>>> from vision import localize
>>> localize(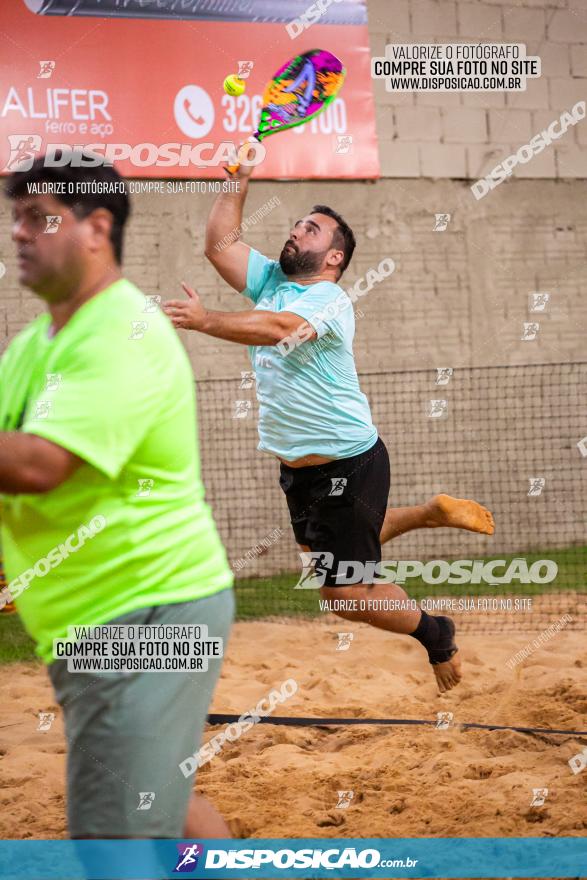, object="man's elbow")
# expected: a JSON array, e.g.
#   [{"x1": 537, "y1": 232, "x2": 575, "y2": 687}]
[
  {"x1": 10, "y1": 461, "x2": 72, "y2": 495},
  {"x1": 204, "y1": 236, "x2": 227, "y2": 262},
  {"x1": 270, "y1": 316, "x2": 315, "y2": 347},
  {"x1": 268, "y1": 329, "x2": 286, "y2": 346},
  {"x1": 266, "y1": 316, "x2": 290, "y2": 346},
  {"x1": 12, "y1": 463, "x2": 66, "y2": 494}
]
